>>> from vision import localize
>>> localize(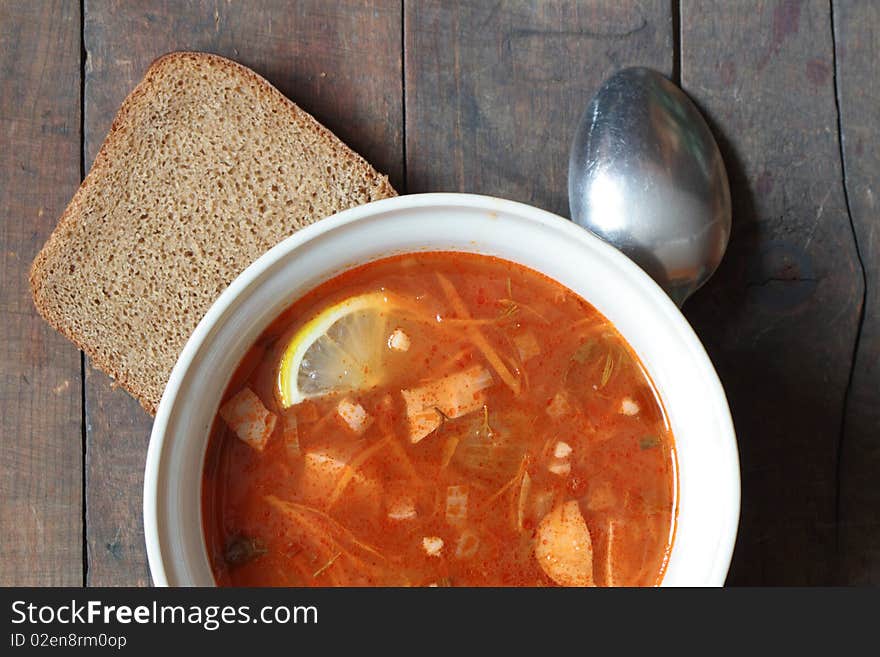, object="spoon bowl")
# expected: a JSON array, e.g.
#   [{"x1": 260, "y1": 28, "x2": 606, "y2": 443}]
[{"x1": 568, "y1": 67, "x2": 731, "y2": 306}]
